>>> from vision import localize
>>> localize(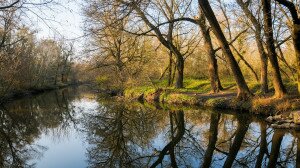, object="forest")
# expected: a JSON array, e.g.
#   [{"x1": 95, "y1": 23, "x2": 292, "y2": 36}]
[
  {"x1": 81, "y1": 0, "x2": 300, "y2": 115},
  {"x1": 1, "y1": 0, "x2": 300, "y2": 167},
  {"x1": 0, "y1": 0, "x2": 300, "y2": 112}
]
